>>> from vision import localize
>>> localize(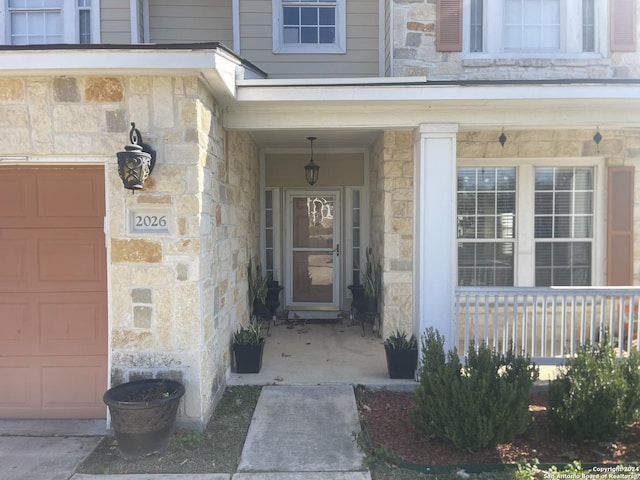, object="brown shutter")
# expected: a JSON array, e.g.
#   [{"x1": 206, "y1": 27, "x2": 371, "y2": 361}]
[
  {"x1": 436, "y1": 0, "x2": 463, "y2": 52},
  {"x1": 607, "y1": 166, "x2": 635, "y2": 285},
  {"x1": 611, "y1": 0, "x2": 637, "y2": 52}
]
